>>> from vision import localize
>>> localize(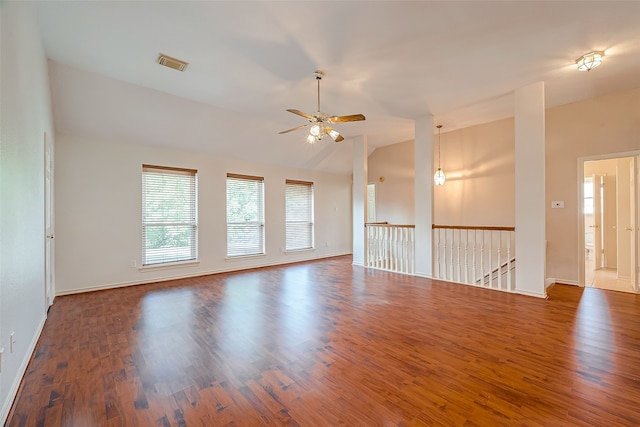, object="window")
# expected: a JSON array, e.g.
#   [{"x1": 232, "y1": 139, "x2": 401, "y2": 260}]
[
  {"x1": 226, "y1": 173, "x2": 265, "y2": 257},
  {"x1": 584, "y1": 178, "x2": 594, "y2": 215},
  {"x1": 285, "y1": 179, "x2": 314, "y2": 251},
  {"x1": 142, "y1": 165, "x2": 197, "y2": 266}
]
